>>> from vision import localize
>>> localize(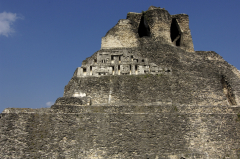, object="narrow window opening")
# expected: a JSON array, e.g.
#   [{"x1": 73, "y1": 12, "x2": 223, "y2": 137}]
[
  {"x1": 111, "y1": 56, "x2": 114, "y2": 64},
  {"x1": 90, "y1": 66, "x2": 92, "y2": 75},
  {"x1": 138, "y1": 13, "x2": 151, "y2": 38},
  {"x1": 170, "y1": 18, "x2": 181, "y2": 46},
  {"x1": 131, "y1": 55, "x2": 133, "y2": 61},
  {"x1": 83, "y1": 68, "x2": 86, "y2": 76},
  {"x1": 135, "y1": 65, "x2": 138, "y2": 75},
  {"x1": 221, "y1": 75, "x2": 237, "y2": 105},
  {"x1": 112, "y1": 66, "x2": 115, "y2": 75},
  {"x1": 119, "y1": 56, "x2": 121, "y2": 63},
  {"x1": 142, "y1": 59, "x2": 144, "y2": 62},
  {"x1": 118, "y1": 65, "x2": 120, "y2": 75},
  {"x1": 130, "y1": 65, "x2": 132, "y2": 75},
  {"x1": 94, "y1": 59, "x2": 97, "y2": 64}
]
